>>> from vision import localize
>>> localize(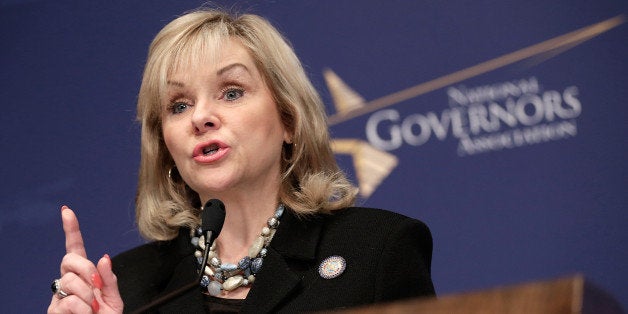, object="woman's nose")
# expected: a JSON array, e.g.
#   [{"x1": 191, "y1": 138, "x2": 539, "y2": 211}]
[{"x1": 191, "y1": 100, "x2": 220, "y2": 133}]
